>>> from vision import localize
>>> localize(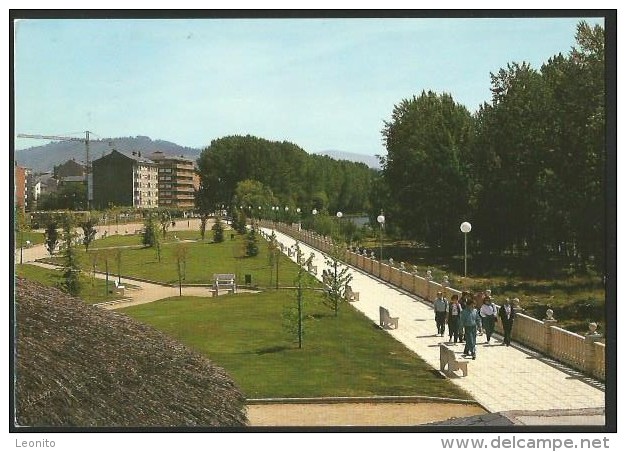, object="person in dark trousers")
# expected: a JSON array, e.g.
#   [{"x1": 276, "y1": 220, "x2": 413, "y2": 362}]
[
  {"x1": 433, "y1": 291, "x2": 448, "y2": 336},
  {"x1": 479, "y1": 295, "x2": 498, "y2": 344},
  {"x1": 499, "y1": 297, "x2": 516, "y2": 346},
  {"x1": 447, "y1": 294, "x2": 462, "y2": 343},
  {"x1": 458, "y1": 291, "x2": 470, "y2": 342},
  {"x1": 460, "y1": 298, "x2": 482, "y2": 359}
]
